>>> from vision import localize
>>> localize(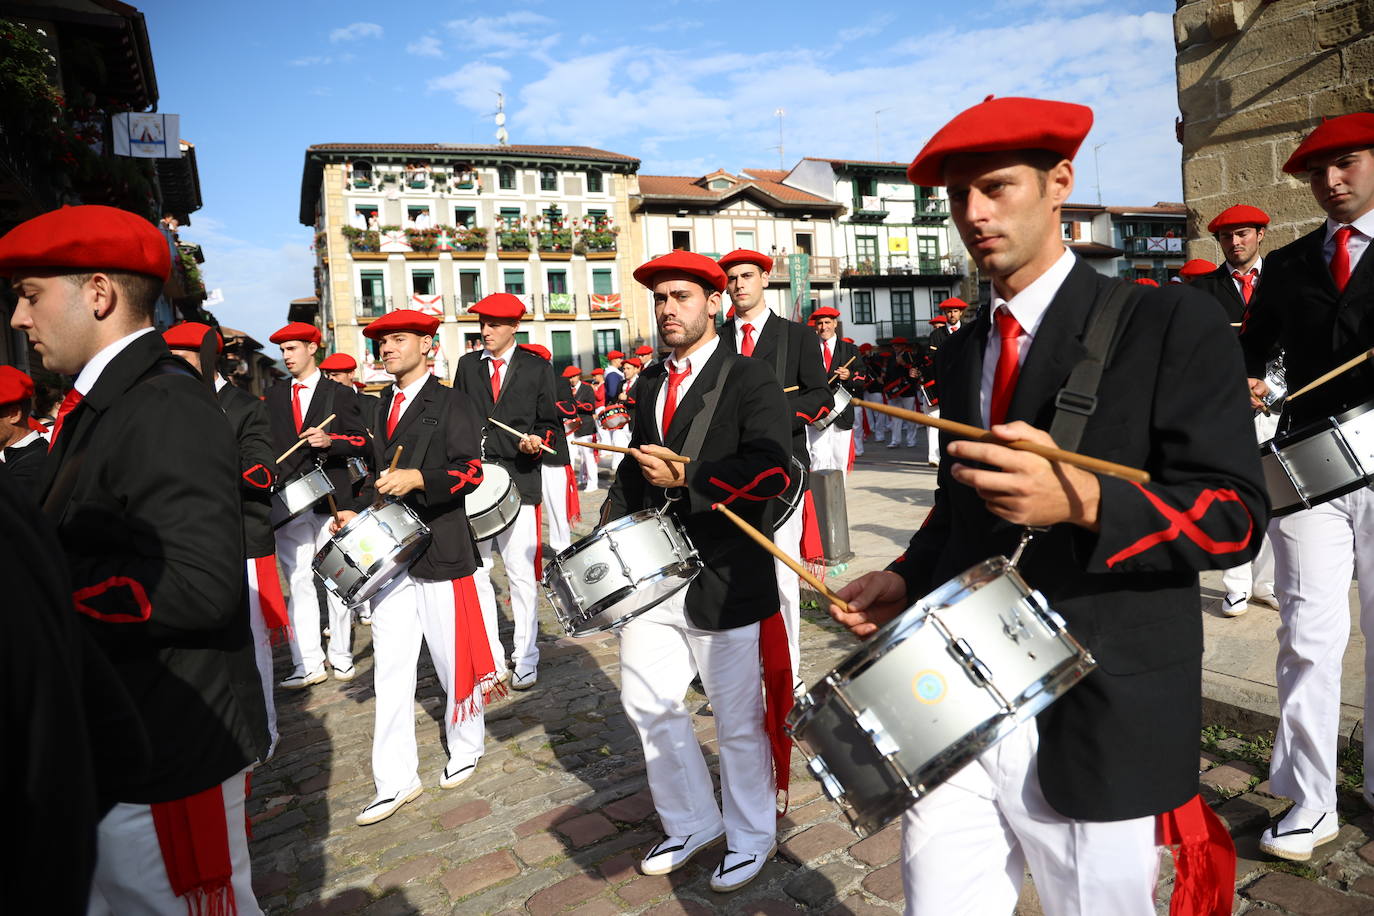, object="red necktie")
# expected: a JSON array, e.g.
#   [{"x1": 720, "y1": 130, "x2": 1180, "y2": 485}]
[
  {"x1": 823, "y1": 340, "x2": 833, "y2": 371},
  {"x1": 989, "y1": 307, "x2": 1024, "y2": 426},
  {"x1": 385, "y1": 391, "x2": 406, "y2": 439},
  {"x1": 1331, "y1": 225, "x2": 1353, "y2": 293},
  {"x1": 490, "y1": 358, "x2": 504, "y2": 402},
  {"x1": 741, "y1": 324, "x2": 755, "y2": 357},
  {"x1": 292, "y1": 383, "x2": 306, "y2": 433},
  {"x1": 48, "y1": 388, "x2": 83, "y2": 452},
  {"x1": 1231, "y1": 269, "x2": 1256, "y2": 304},
  {"x1": 661, "y1": 362, "x2": 692, "y2": 436}
]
